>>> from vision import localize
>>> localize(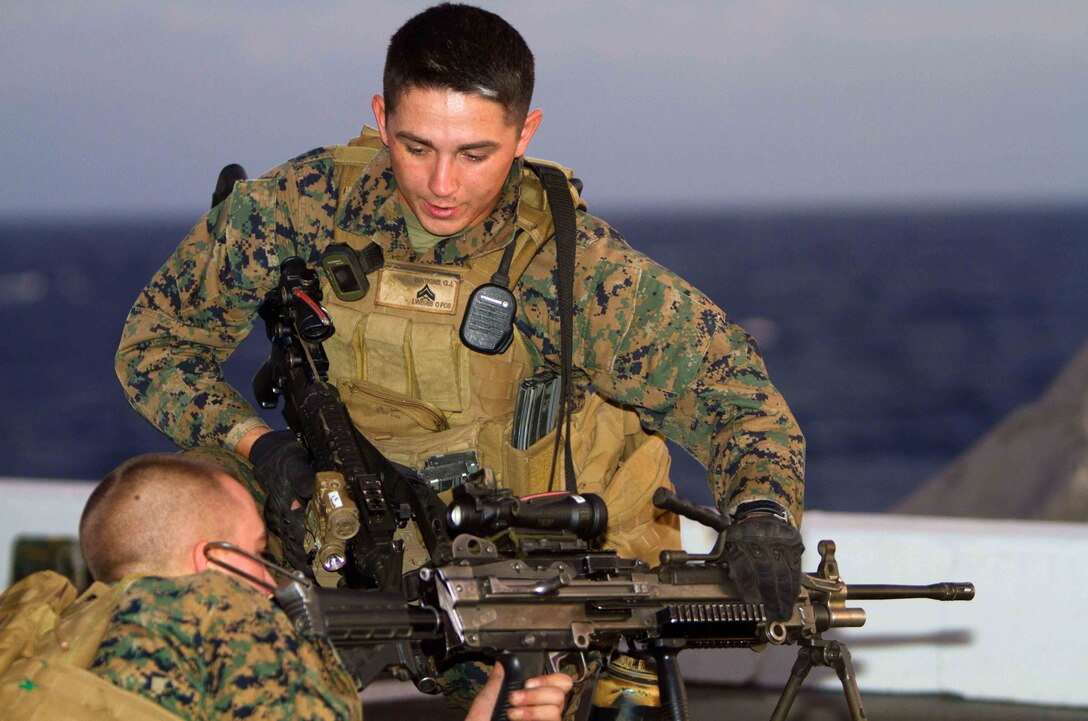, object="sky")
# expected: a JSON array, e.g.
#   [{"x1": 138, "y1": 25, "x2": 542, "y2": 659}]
[{"x1": 1, "y1": 1, "x2": 1085, "y2": 217}]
